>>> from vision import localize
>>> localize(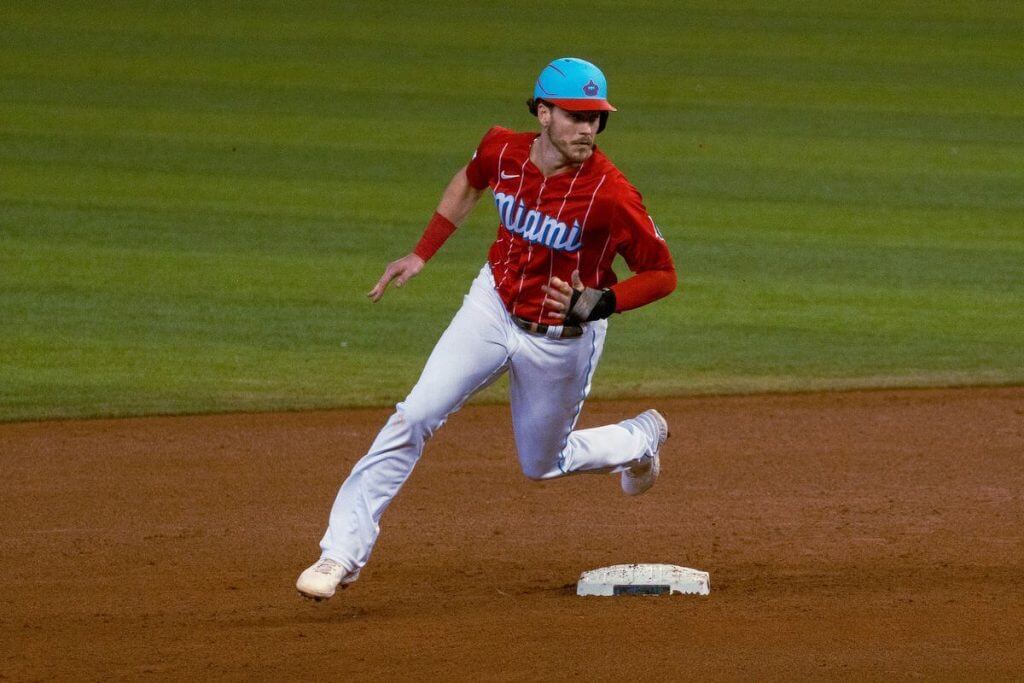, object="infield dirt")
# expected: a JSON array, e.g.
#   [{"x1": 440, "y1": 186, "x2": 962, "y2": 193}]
[{"x1": 3, "y1": 387, "x2": 1022, "y2": 679}]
